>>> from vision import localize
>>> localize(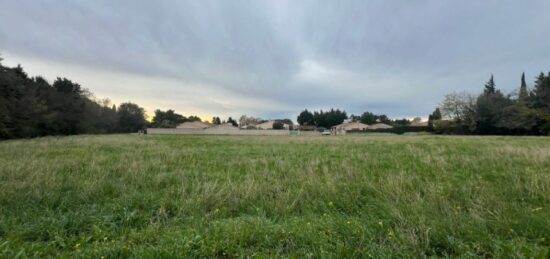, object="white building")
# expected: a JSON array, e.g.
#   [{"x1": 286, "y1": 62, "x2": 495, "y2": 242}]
[{"x1": 255, "y1": 120, "x2": 290, "y2": 130}]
